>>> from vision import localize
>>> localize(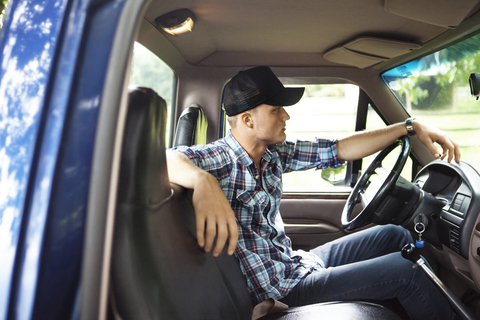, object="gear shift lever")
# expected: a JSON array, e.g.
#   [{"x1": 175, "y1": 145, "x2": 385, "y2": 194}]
[{"x1": 401, "y1": 243, "x2": 476, "y2": 320}]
